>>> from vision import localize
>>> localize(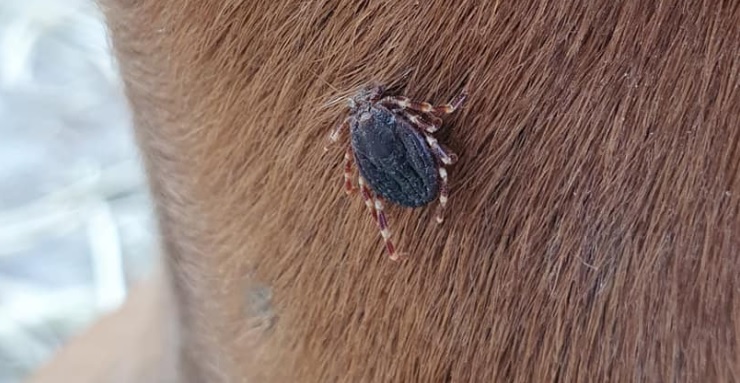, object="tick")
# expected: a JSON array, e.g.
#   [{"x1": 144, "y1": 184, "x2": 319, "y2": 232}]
[{"x1": 327, "y1": 84, "x2": 467, "y2": 260}]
